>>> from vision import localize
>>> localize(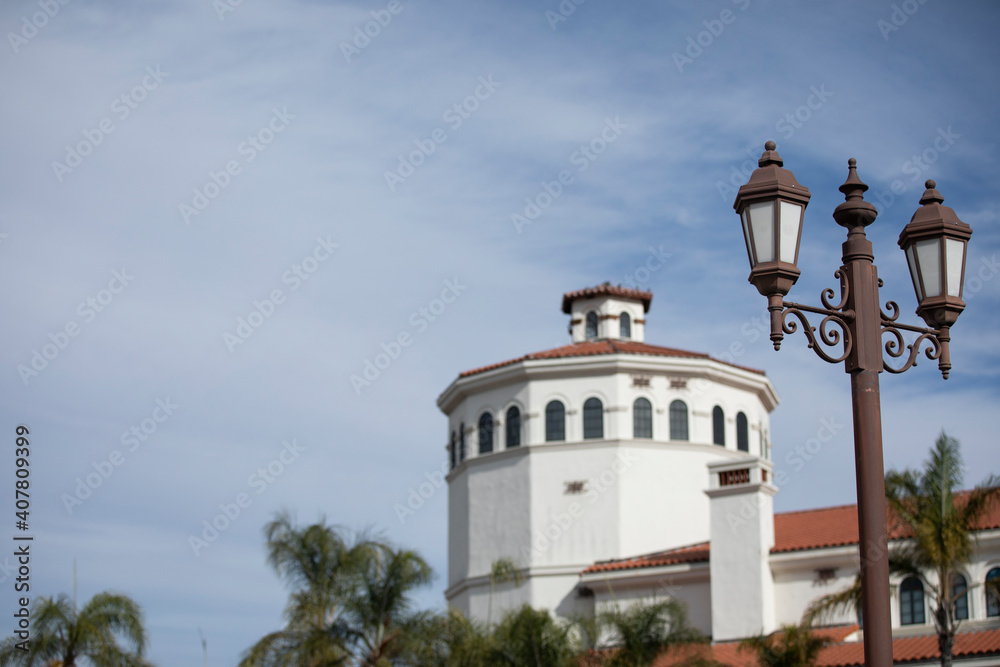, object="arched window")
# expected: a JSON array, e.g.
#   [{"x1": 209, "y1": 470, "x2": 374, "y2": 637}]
[
  {"x1": 583, "y1": 398, "x2": 604, "y2": 439},
  {"x1": 900, "y1": 577, "x2": 925, "y2": 625},
  {"x1": 736, "y1": 412, "x2": 749, "y2": 452},
  {"x1": 506, "y1": 406, "x2": 521, "y2": 448},
  {"x1": 669, "y1": 400, "x2": 689, "y2": 441},
  {"x1": 459, "y1": 423, "x2": 466, "y2": 461},
  {"x1": 545, "y1": 401, "x2": 565, "y2": 442},
  {"x1": 585, "y1": 311, "x2": 599, "y2": 339},
  {"x1": 633, "y1": 398, "x2": 652, "y2": 439},
  {"x1": 988, "y1": 567, "x2": 1000, "y2": 617},
  {"x1": 953, "y1": 573, "x2": 969, "y2": 620},
  {"x1": 478, "y1": 413, "x2": 493, "y2": 454},
  {"x1": 712, "y1": 406, "x2": 725, "y2": 446},
  {"x1": 449, "y1": 431, "x2": 456, "y2": 469},
  {"x1": 619, "y1": 312, "x2": 631, "y2": 339}
]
